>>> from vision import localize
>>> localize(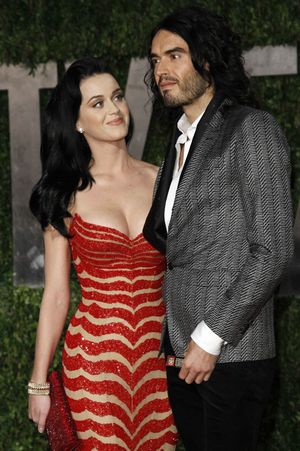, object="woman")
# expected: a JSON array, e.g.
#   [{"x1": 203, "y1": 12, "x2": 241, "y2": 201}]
[{"x1": 28, "y1": 57, "x2": 177, "y2": 450}]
